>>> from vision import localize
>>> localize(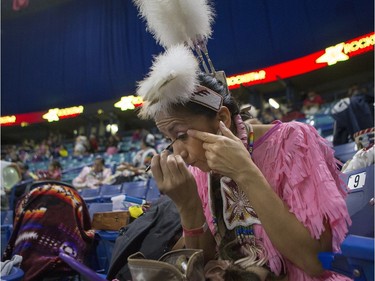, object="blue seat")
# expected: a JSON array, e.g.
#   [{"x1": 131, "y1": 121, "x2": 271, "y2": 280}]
[
  {"x1": 3, "y1": 210, "x2": 14, "y2": 225},
  {"x1": 334, "y1": 142, "x2": 358, "y2": 163},
  {"x1": 100, "y1": 184, "x2": 124, "y2": 202},
  {"x1": 95, "y1": 230, "x2": 118, "y2": 274},
  {"x1": 343, "y1": 164, "x2": 374, "y2": 237},
  {"x1": 319, "y1": 235, "x2": 374, "y2": 281},
  {"x1": 1, "y1": 210, "x2": 7, "y2": 224},
  {"x1": 81, "y1": 188, "x2": 101, "y2": 203},
  {"x1": 1, "y1": 224, "x2": 13, "y2": 256},
  {"x1": 146, "y1": 178, "x2": 161, "y2": 202},
  {"x1": 88, "y1": 203, "x2": 113, "y2": 221},
  {"x1": 1, "y1": 209, "x2": 14, "y2": 256},
  {"x1": 122, "y1": 181, "x2": 148, "y2": 199}
]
